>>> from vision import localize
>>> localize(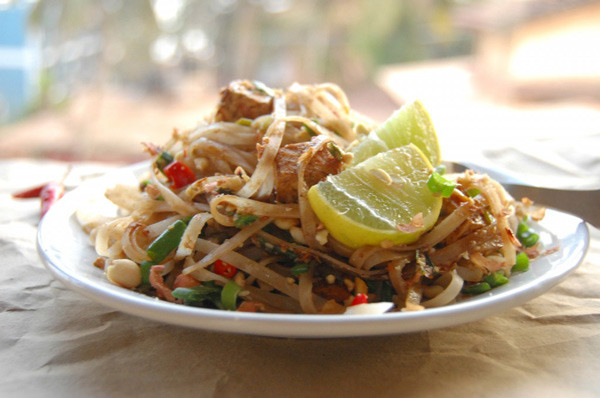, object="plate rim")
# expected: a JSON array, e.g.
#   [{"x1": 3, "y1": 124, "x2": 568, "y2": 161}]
[{"x1": 37, "y1": 162, "x2": 591, "y2": 338}]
